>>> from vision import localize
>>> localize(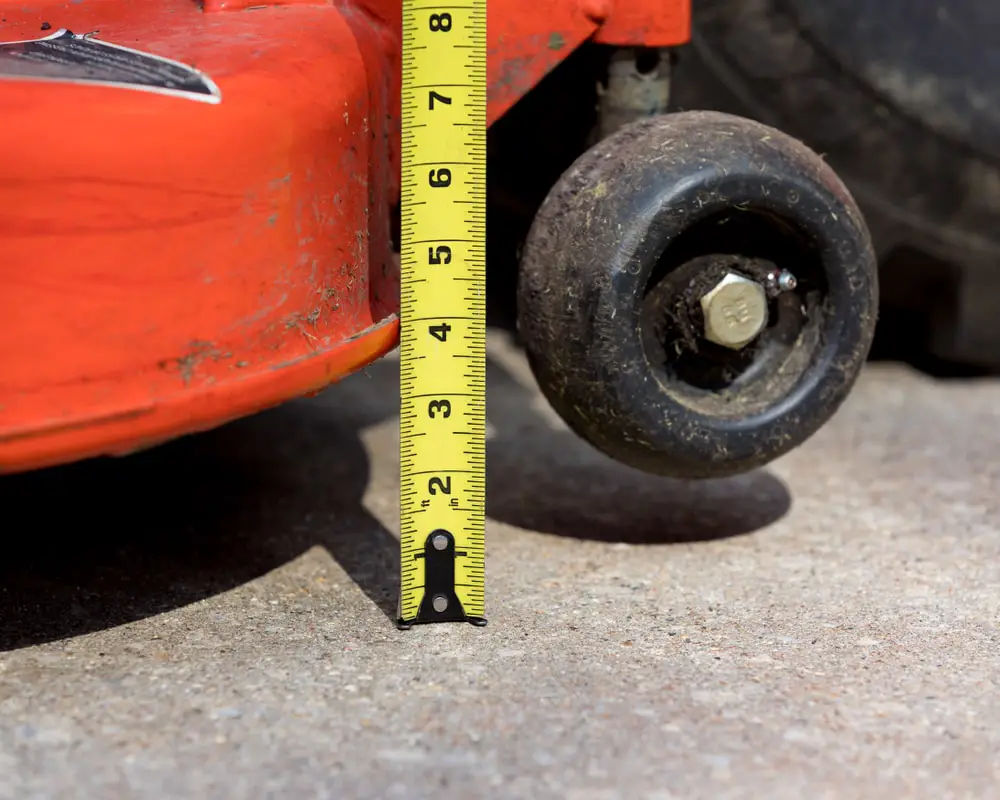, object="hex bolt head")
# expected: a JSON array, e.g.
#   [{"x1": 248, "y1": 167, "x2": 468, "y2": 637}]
[{"x1": 699, "y1": 271, "x2": 769, "y2": 350}]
